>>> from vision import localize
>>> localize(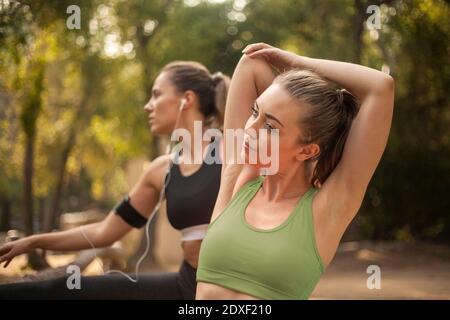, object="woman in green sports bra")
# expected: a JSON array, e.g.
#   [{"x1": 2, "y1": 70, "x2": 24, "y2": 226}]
[{"x1": 195, "y1": 43, "x2": 395, "y2": 300}]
